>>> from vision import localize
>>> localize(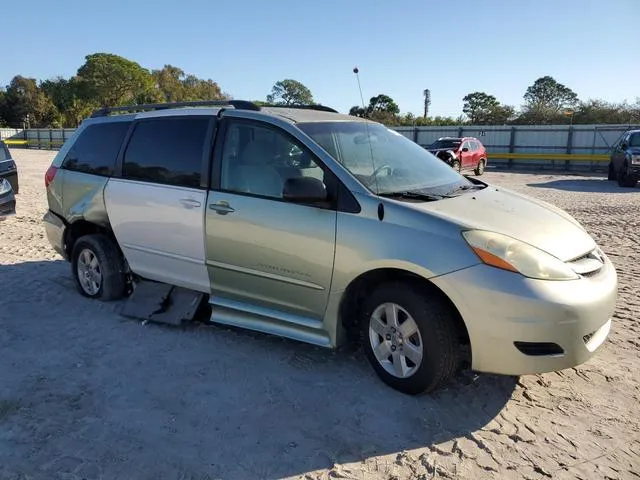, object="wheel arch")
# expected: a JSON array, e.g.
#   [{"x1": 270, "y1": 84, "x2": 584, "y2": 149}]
[
  {"x1": 338, "y1": 267, "x2": 471, "y2": 348},
  {"x1": 64, "y1": 219, "x2": 119, "y2": 259}
]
